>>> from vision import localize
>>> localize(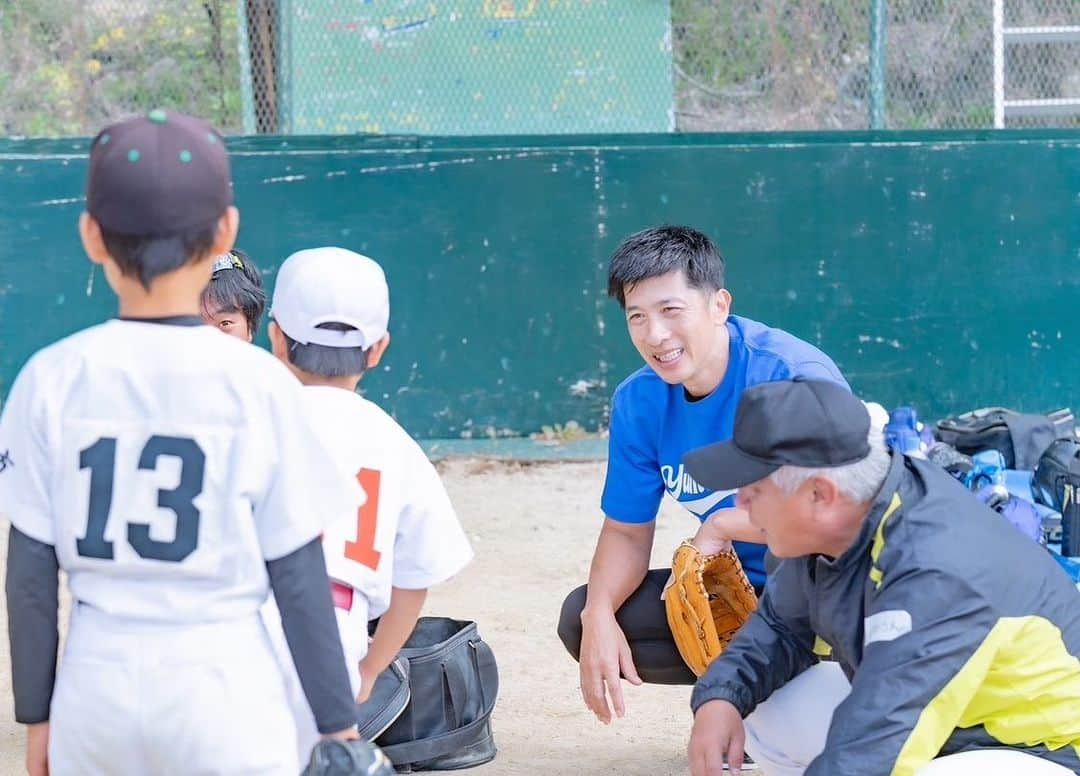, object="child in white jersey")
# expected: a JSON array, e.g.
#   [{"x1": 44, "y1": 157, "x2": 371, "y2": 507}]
[
  {"x1": 263, "y1": 246, "x2": 474, "y2": 766},
  {"x1": 0, "y1": 112, "x2": 374, "y2": 775}
]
